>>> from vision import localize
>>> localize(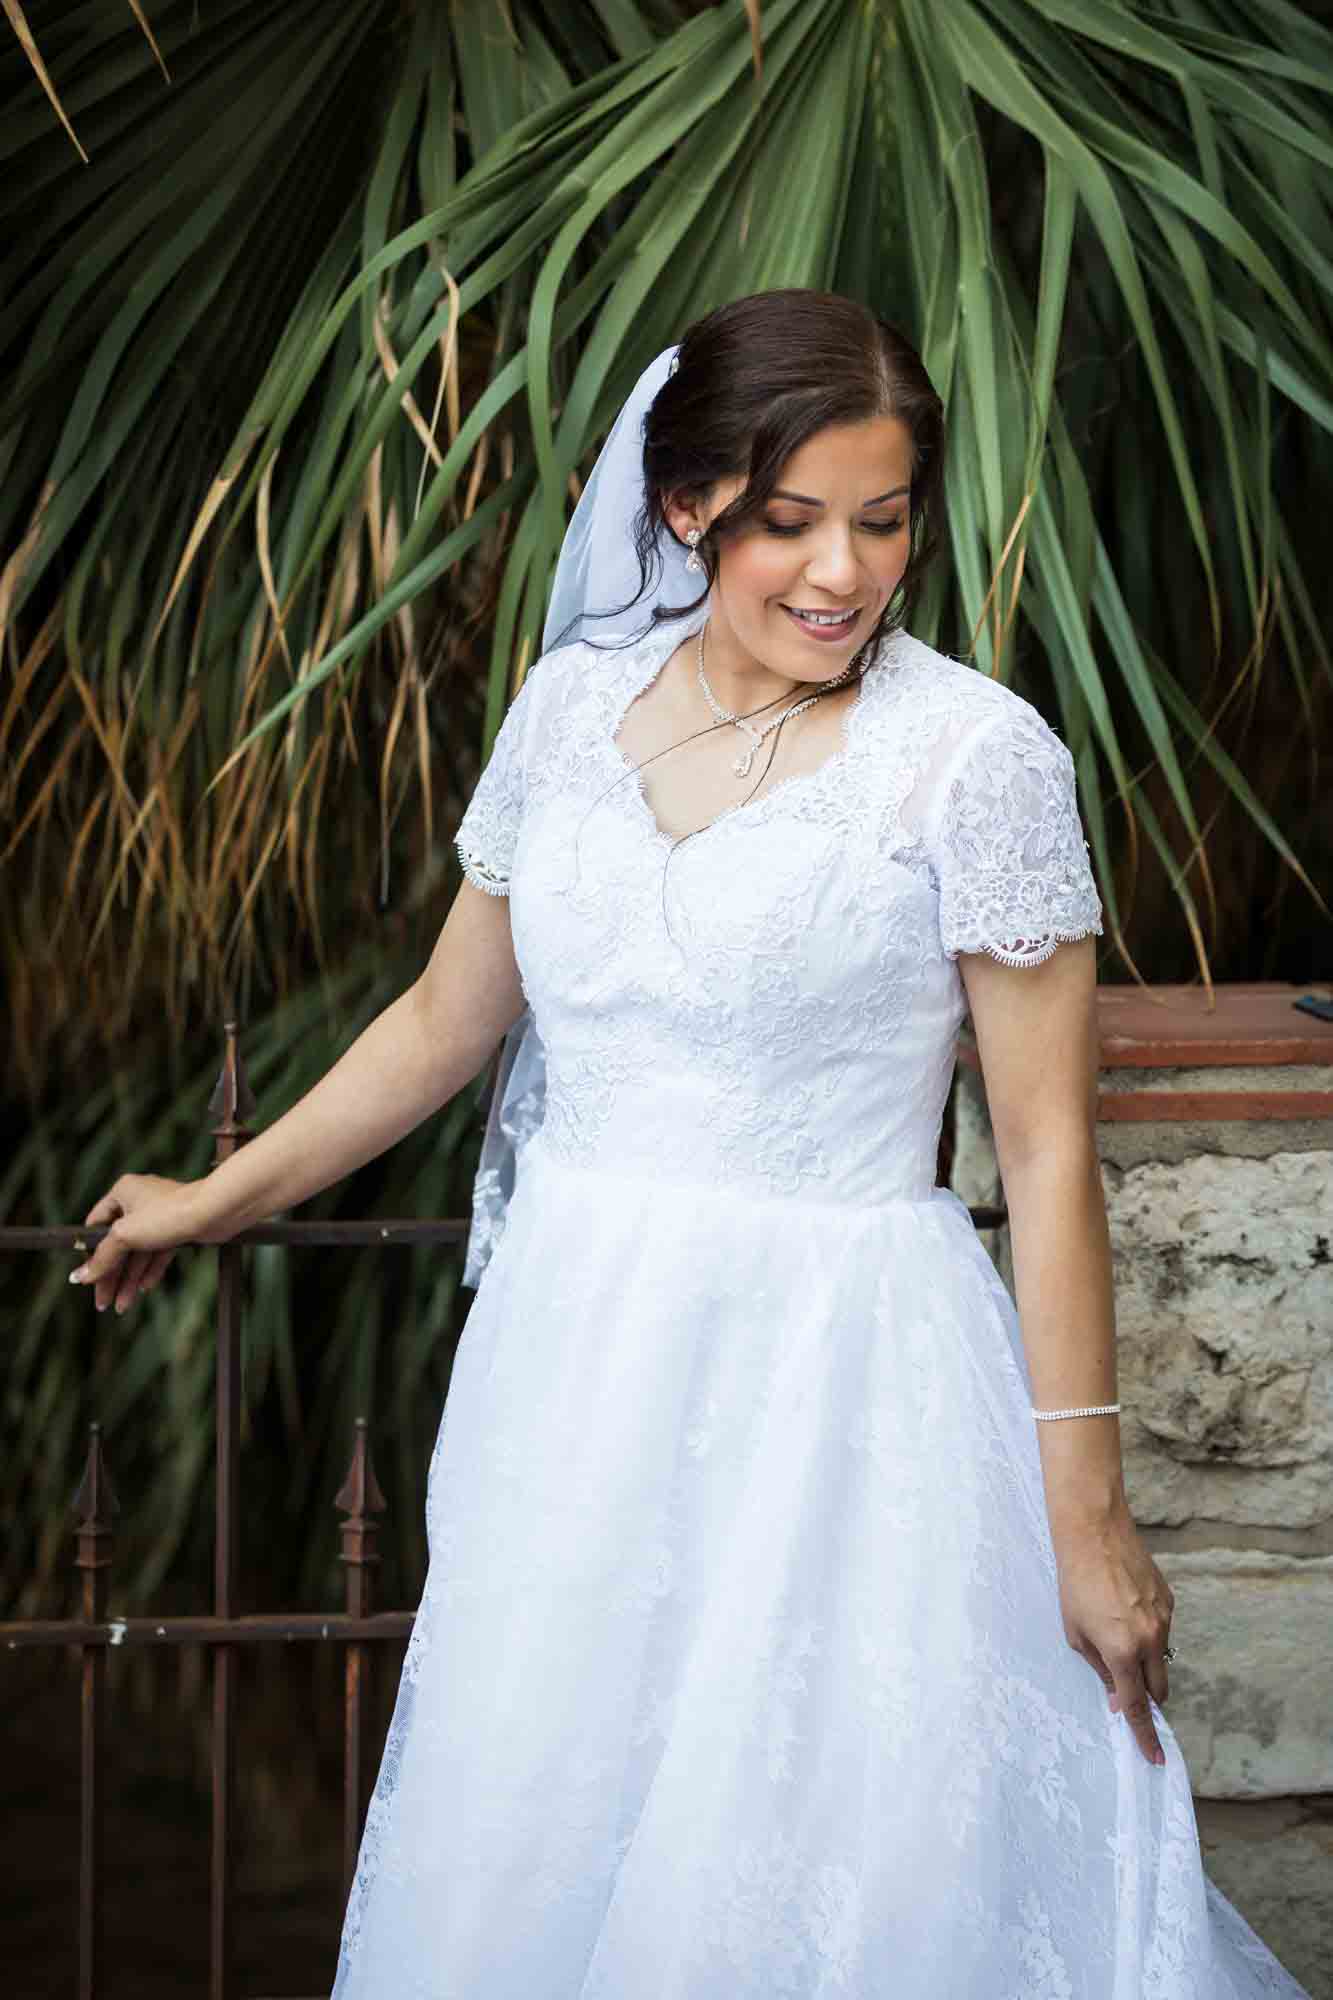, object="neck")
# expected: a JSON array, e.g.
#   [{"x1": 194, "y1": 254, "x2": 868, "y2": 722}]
[
  {"x1": 696, "y1": 614, "x2": 863, "y2": 727},
  {"x1": 696, "y1": 616, "x2": 803, "y2": 720}
]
